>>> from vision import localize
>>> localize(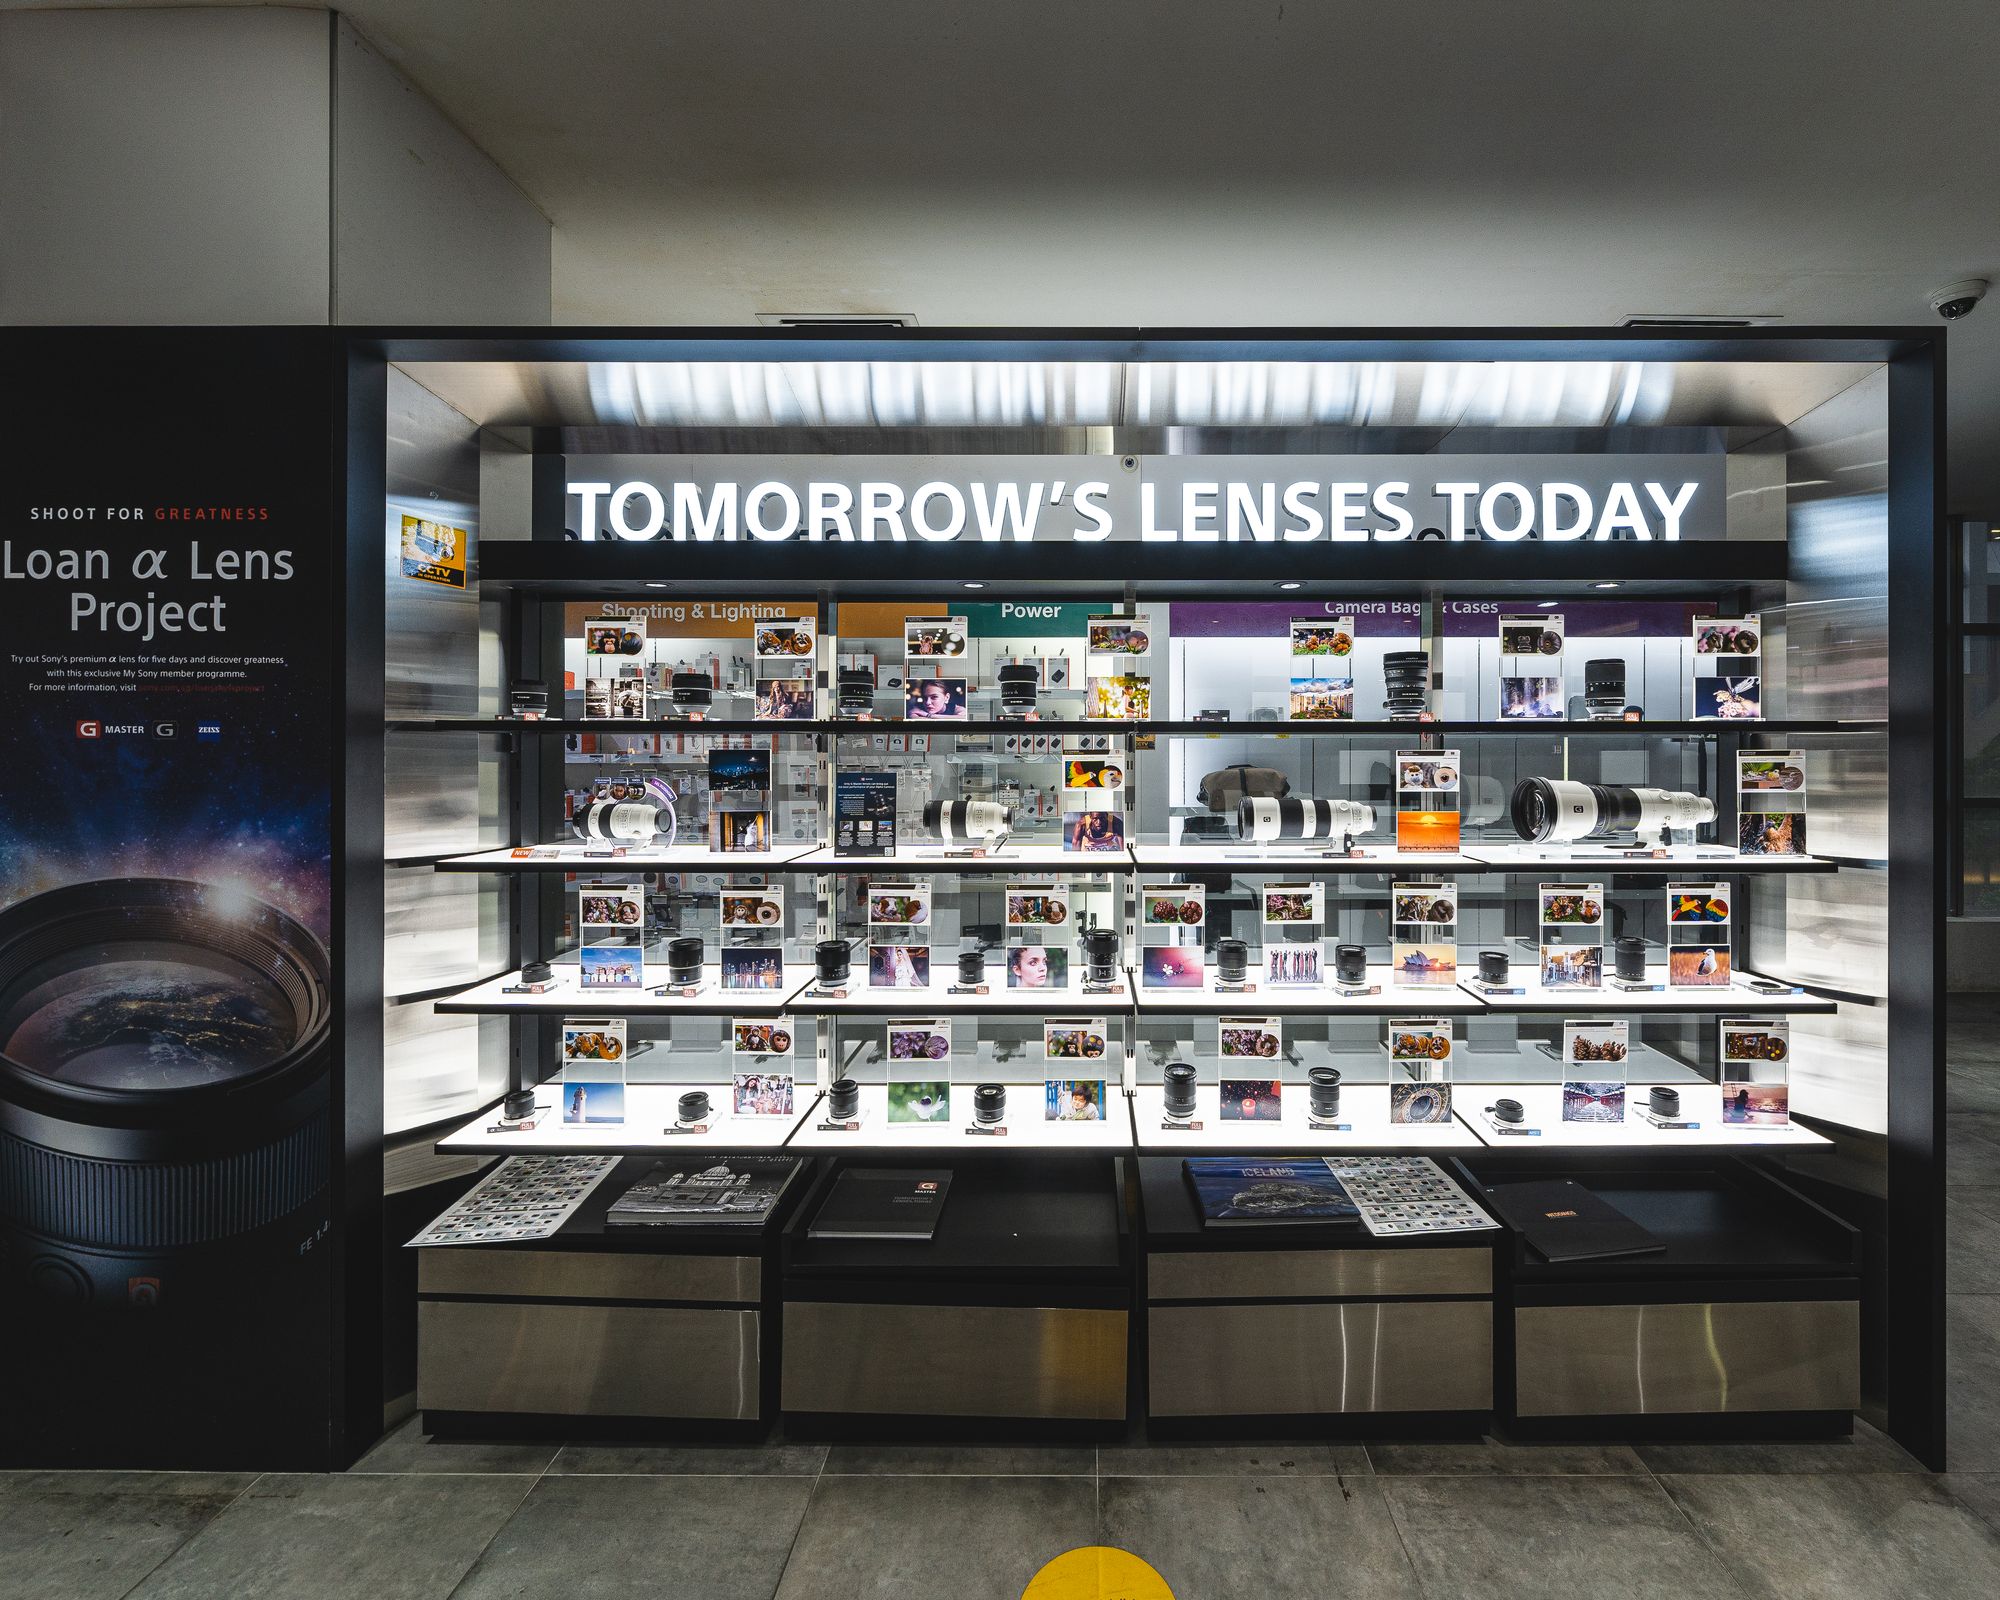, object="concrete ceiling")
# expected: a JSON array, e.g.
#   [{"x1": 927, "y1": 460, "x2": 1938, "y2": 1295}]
[{"x1": 19, "y1": 0, "x2": 2000, "y2": 505}]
